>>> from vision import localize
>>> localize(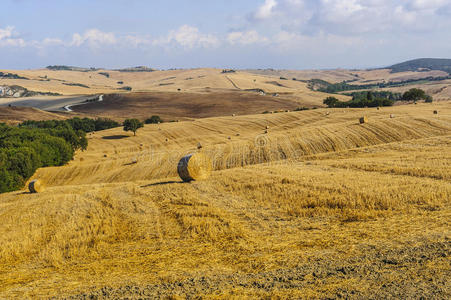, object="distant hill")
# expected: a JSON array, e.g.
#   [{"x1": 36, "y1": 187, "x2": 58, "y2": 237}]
[
  {"x1": 389, "y1": 58, "x2": 451, "y2": 74},
  {"x1": 46, "y1": 65, "x2": 99, "y2": 72},
  {"x1": 114, "y1": 66, "x2": 156, "y2": 72}
]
